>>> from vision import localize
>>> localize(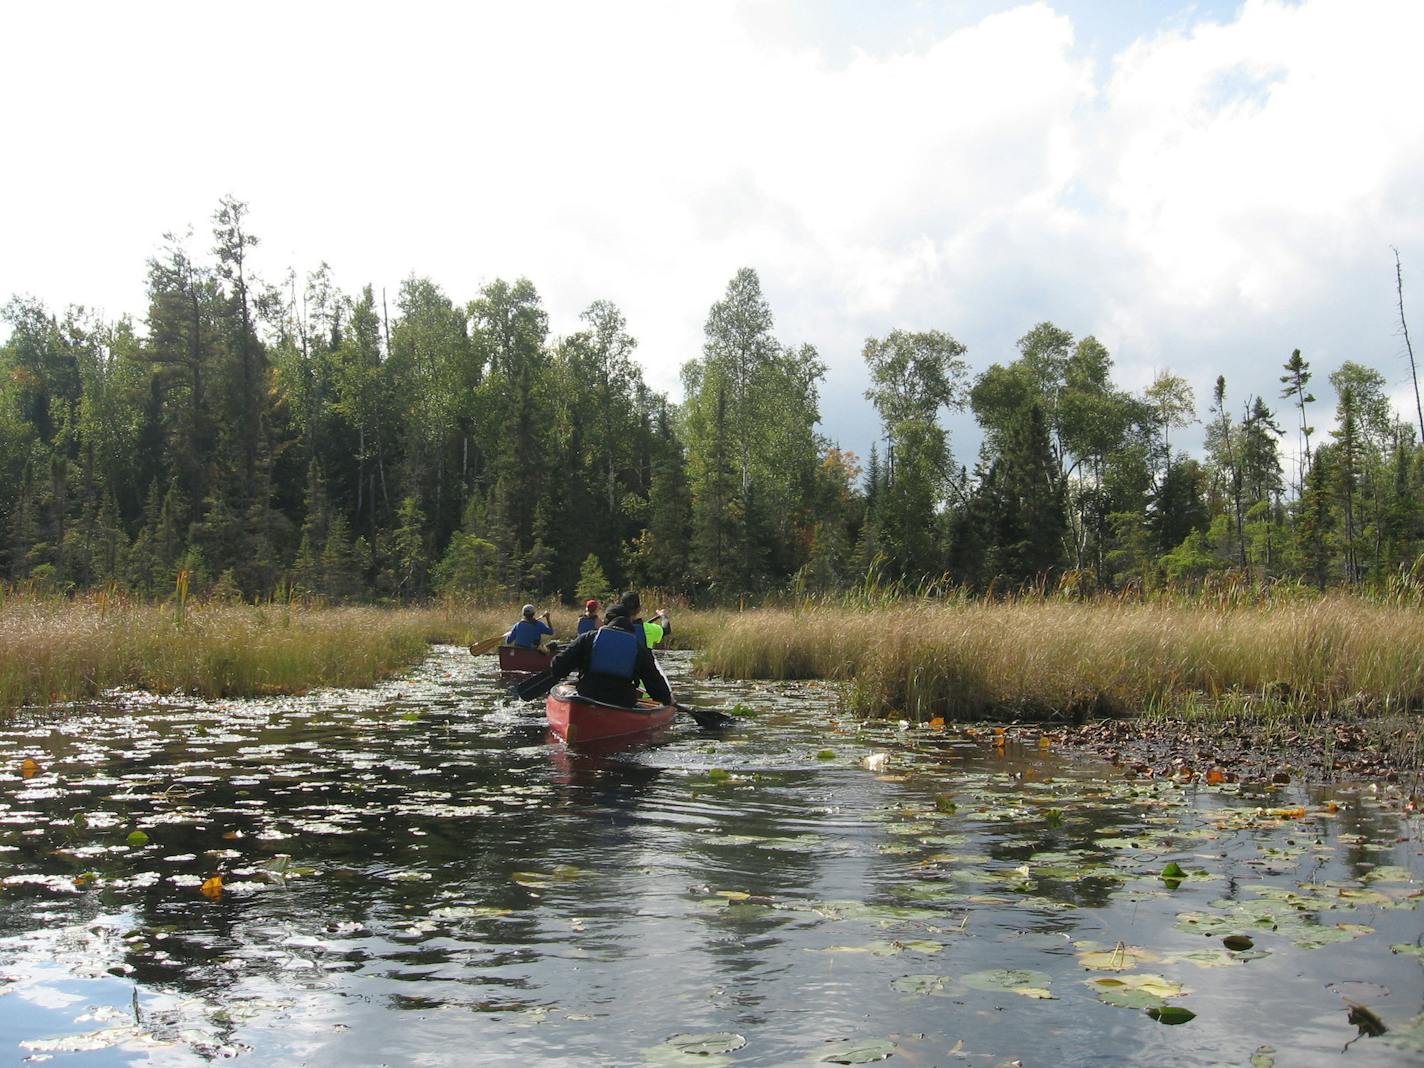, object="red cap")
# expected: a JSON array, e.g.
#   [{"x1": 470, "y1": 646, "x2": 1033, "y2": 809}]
[{"x1": 586, "y1": 599, "x2": 599, "y2": 610}]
